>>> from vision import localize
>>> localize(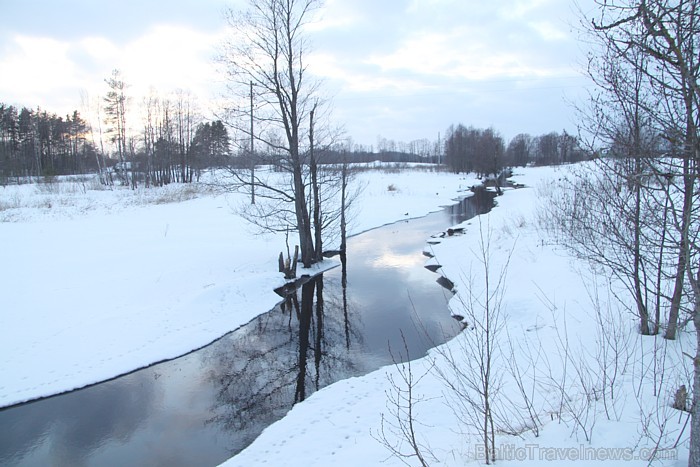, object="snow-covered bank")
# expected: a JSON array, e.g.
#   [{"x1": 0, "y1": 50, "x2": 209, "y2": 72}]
[
  {"x1": 224, "y1": 165, "x2": 691, "y2": 466},
  {"x1": 0, "y1": 167, "x2": 477, "y2": 408}
]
